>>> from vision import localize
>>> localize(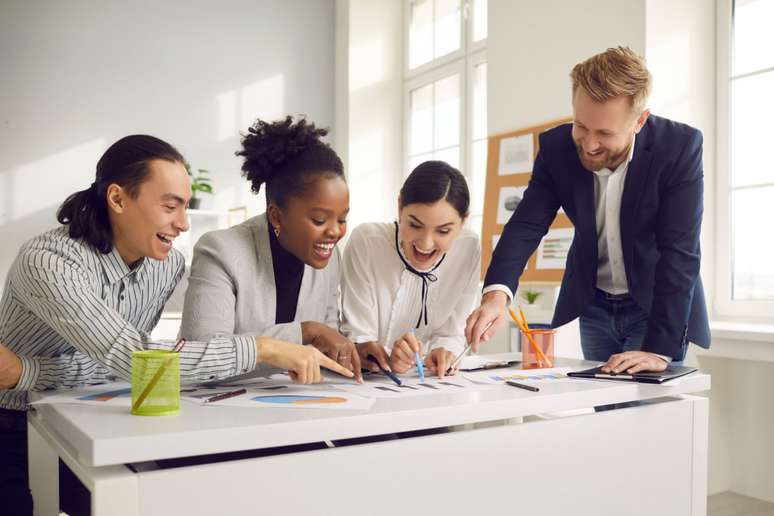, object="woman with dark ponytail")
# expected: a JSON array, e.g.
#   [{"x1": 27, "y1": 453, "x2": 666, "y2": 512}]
[
  {"x1": 180, "y1": 116, "x2": 364, "y2": 380},
  {"x1": 0, "y1": 135, "x2": 353, "y2": 514},
  {"x1": 341, "y1": 161, "x2": 481, "y2": 378}
]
